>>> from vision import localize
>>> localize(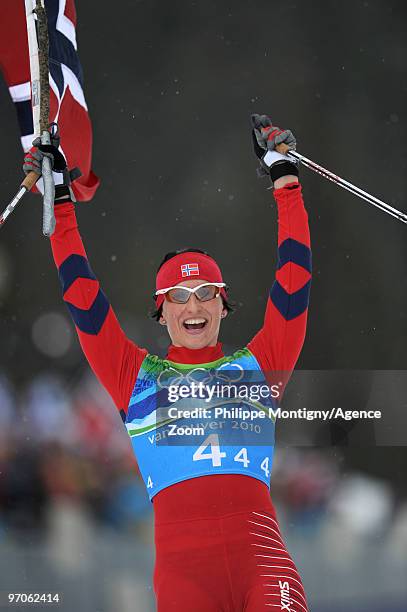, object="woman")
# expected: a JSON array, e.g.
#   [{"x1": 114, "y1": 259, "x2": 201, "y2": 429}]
[{"x1": 24, "y1": 114, "x2": 311, "y2": 611}]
